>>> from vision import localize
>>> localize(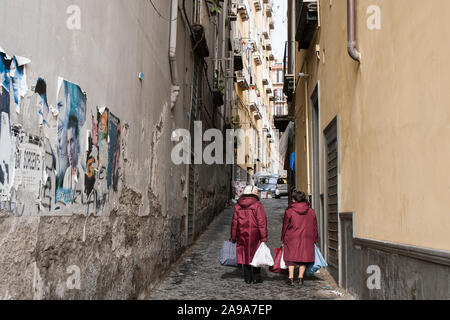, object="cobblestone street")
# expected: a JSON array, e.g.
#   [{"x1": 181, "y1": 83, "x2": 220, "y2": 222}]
[{"x1": 150, "y1": 199, "x2": 354, "y2": 300}]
